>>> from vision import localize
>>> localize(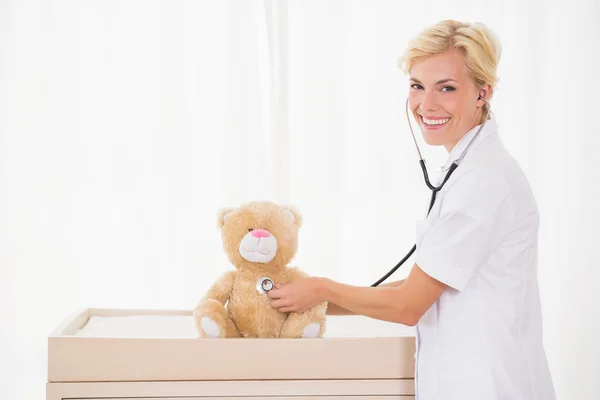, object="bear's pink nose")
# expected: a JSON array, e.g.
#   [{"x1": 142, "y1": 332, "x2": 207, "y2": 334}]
[{"x1": 251, "y1": 229, "x2": 271, "y2": 238}]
